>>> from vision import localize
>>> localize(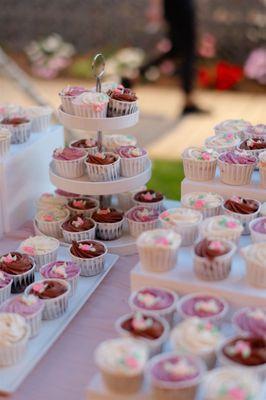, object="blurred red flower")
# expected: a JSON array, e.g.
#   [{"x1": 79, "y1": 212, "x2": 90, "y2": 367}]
[{"x1": 215, "y1": 61, "x2": 243, "y2": 90}]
